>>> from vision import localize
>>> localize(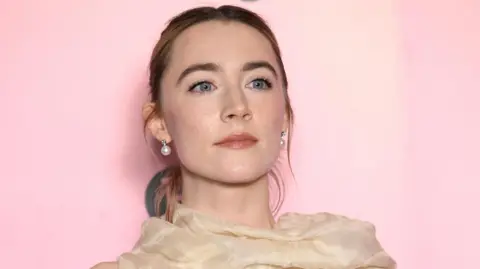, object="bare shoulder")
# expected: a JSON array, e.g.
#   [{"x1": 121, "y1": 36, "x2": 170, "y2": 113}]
[{"x1": 90, "y1": 261, "x2": 117, "y2": 269}]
